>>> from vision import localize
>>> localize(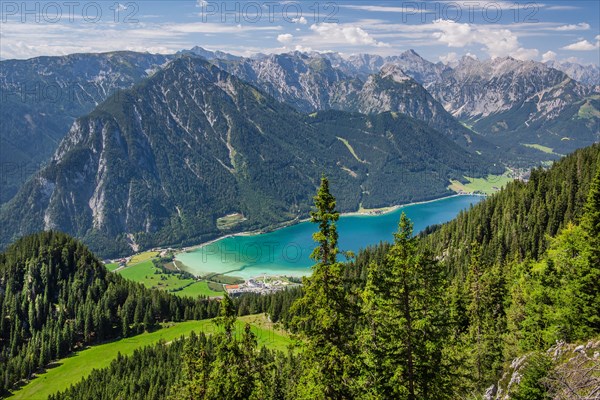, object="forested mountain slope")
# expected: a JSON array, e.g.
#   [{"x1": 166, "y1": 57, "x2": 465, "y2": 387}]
[
  {"x1": 0, "y1": 52, "x2": 172, "y2": 203},
  {"x1": 0, "y1": 56, "x2": 495, "y2": 258},
  {"x1": 213, "y1": 53, "x2": 493, "y2": 154},
  {"x1": 0, "y1": 231, "x2": 220, "y2": 396},
  {"x1": 422, "y1": 143, "x2": 600, "y2": 270}
]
